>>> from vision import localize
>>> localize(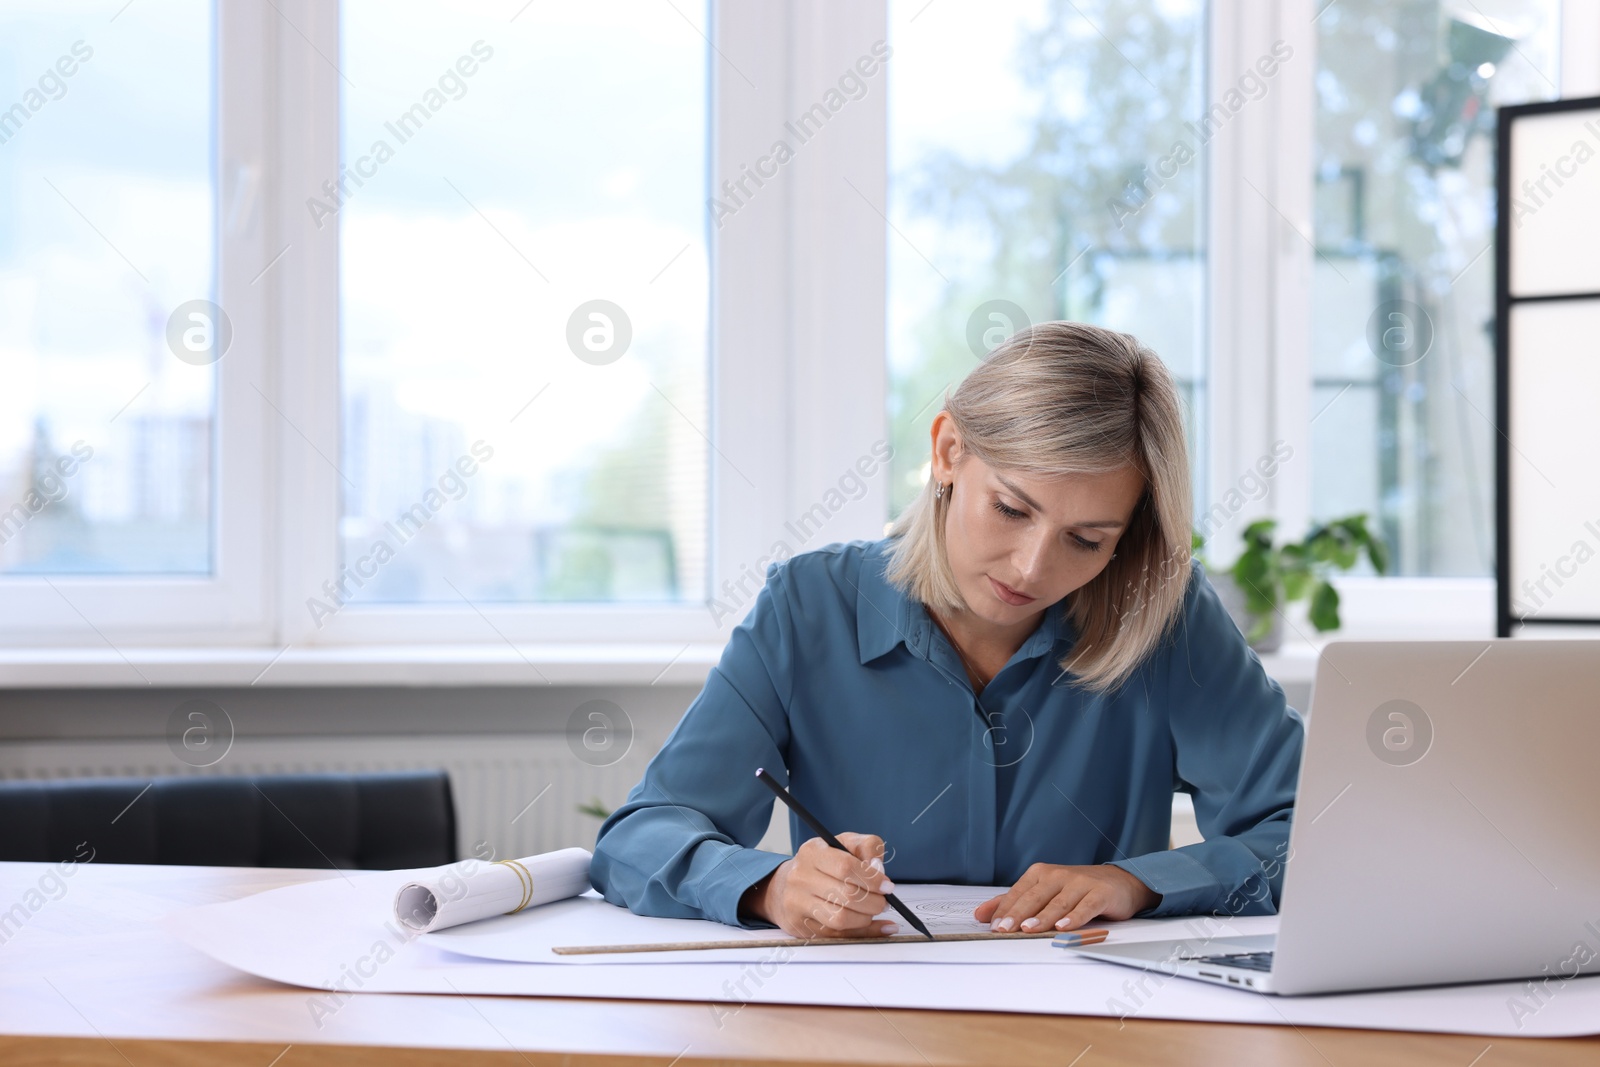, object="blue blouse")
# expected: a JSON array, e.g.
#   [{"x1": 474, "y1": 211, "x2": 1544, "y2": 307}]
[{"x1": 591, "y1": 536, "x2": 1303, "y2": 929}]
